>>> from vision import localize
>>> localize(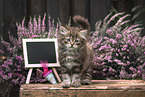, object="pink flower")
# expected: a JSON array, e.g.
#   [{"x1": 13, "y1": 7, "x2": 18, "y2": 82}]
[
  {"x1": 127, "y1": 49, "x2": 129, "y2": 52},
  {"x1": 0, "y1": 49, "x2": 4, "y2": 54},
  {"x1": 104, "y1": 37, "x2": 109, "y2": 40},
  {"x1": 116, "y1": 34, "x2": 122, "y2": 40},
  {"x1": 106, "y1": 29, "x2": 114, "y2": 35},
  {"x1": 31, "y1": 35, "x2": 39, "y2": 38},
  {"x1": 118, "y1": 49, "x2": 120, "y2": 52},
  {"x1": 110, "y1": 39, "x2": 117, "y2": 44},
  {"x1": 116, "y1": 53, "x2": 119, "y2": 56}
]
